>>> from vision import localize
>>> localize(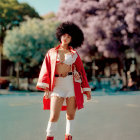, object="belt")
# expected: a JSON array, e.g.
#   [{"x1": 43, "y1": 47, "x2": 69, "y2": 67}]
[{"x1": 55, "y1": 72, "x2": 73, "y2": 77}]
